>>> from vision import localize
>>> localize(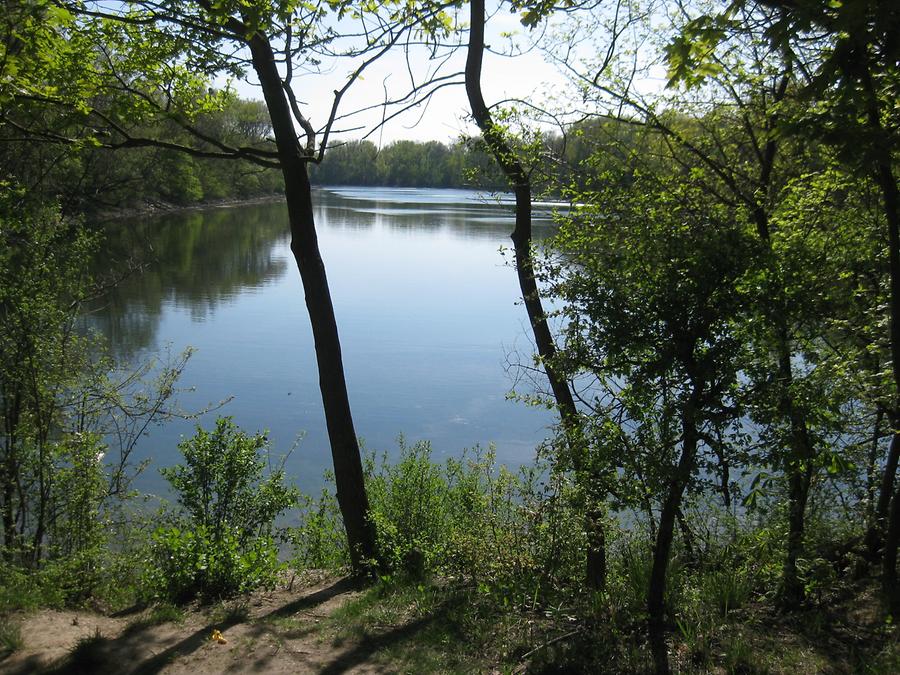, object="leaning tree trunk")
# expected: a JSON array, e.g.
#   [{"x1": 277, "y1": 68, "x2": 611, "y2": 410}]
[
  {"x1": 464, "y1": 0, "x2": 605, "y2": 590},
  {"x1": 777, "y1": 335, "x2": 816, "y2": 607},
  {"x1": 247, "y1": 32, "x2": 376, "y2": 571},
  {"x1": 876, "y1": 159, "x2": 900, "y2": 610},
  {"x1": 859, "y1": 61, "x2": 900, "y2": 610},
  {"x1": 647, "y1": 375, "x2": 702, "y2": 675},
  {"x1": 870, "y1": 425, "x2": 899, "y2": 553}
]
